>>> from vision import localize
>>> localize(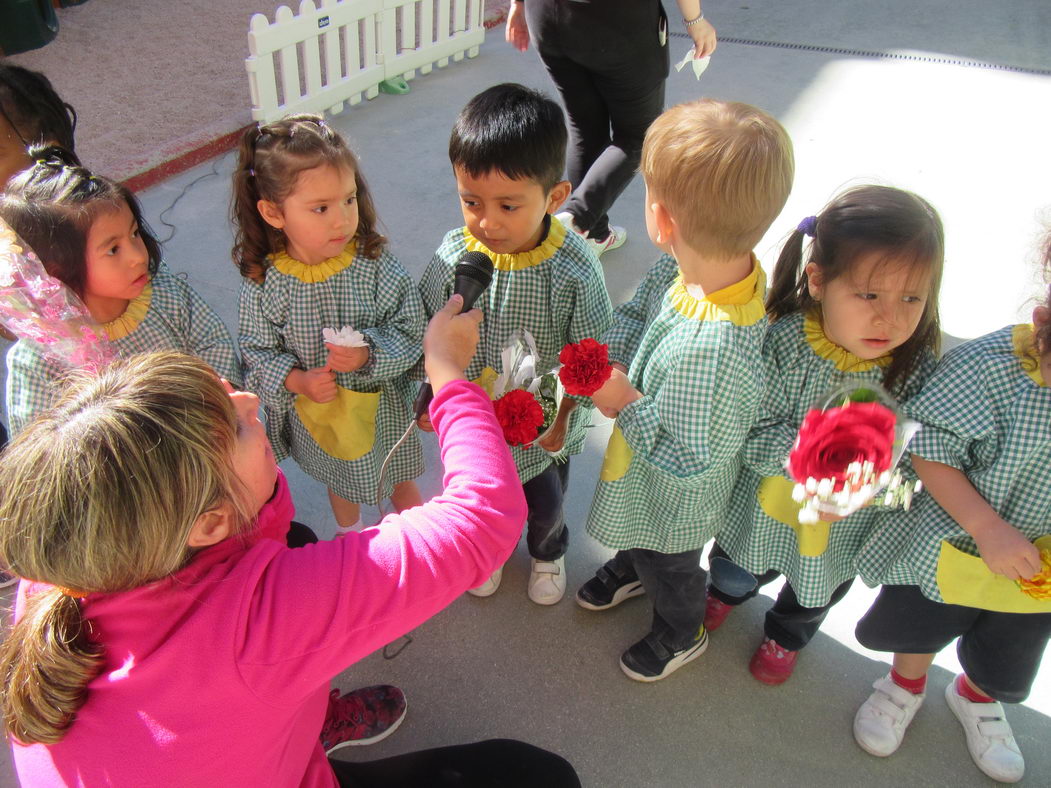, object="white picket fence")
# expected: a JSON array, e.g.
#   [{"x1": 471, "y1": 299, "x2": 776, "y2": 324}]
[{"x1": 246, "y1": 0, "x2": 485, "y2": 123}]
